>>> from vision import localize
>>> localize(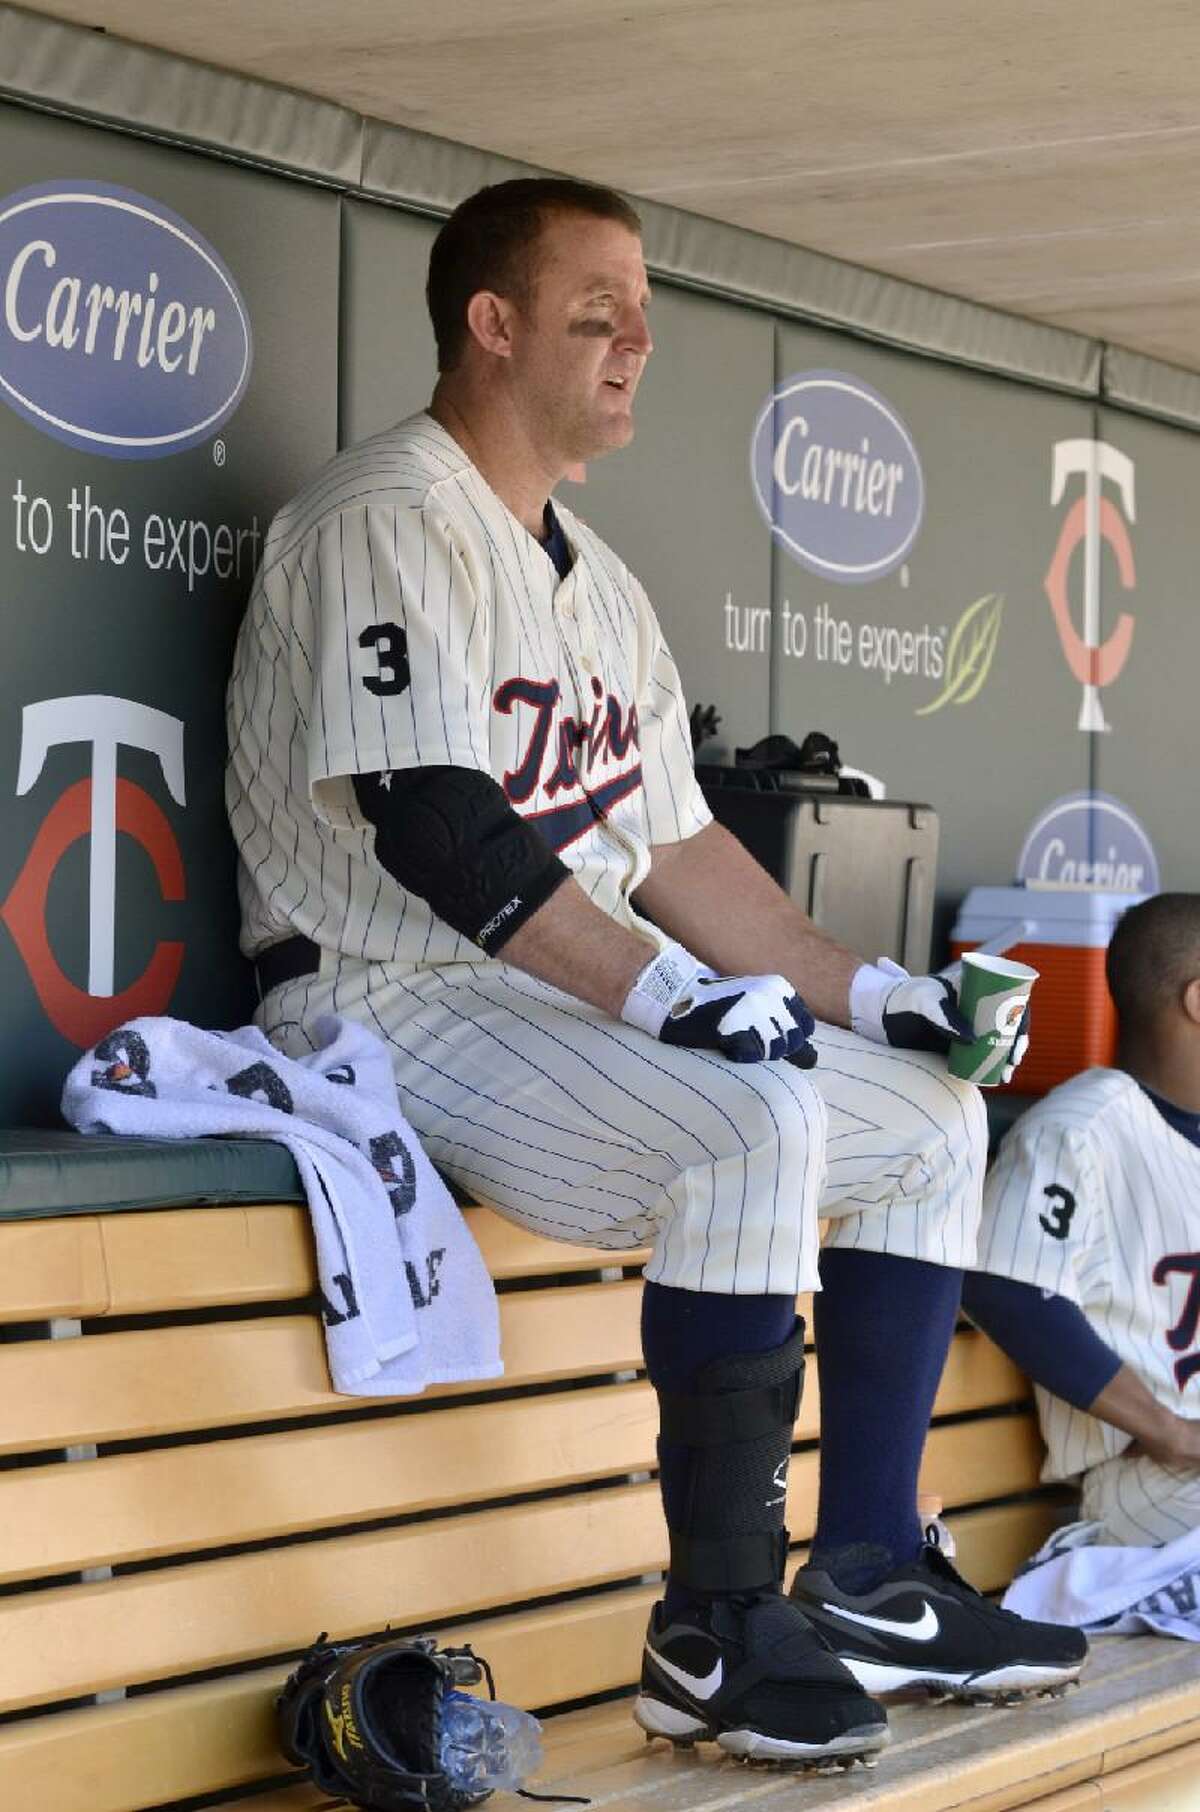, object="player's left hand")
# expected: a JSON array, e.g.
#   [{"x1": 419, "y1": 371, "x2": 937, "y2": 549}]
[{"x1": 851, "y1": 958, "x2": 972, "y2": 1054}]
